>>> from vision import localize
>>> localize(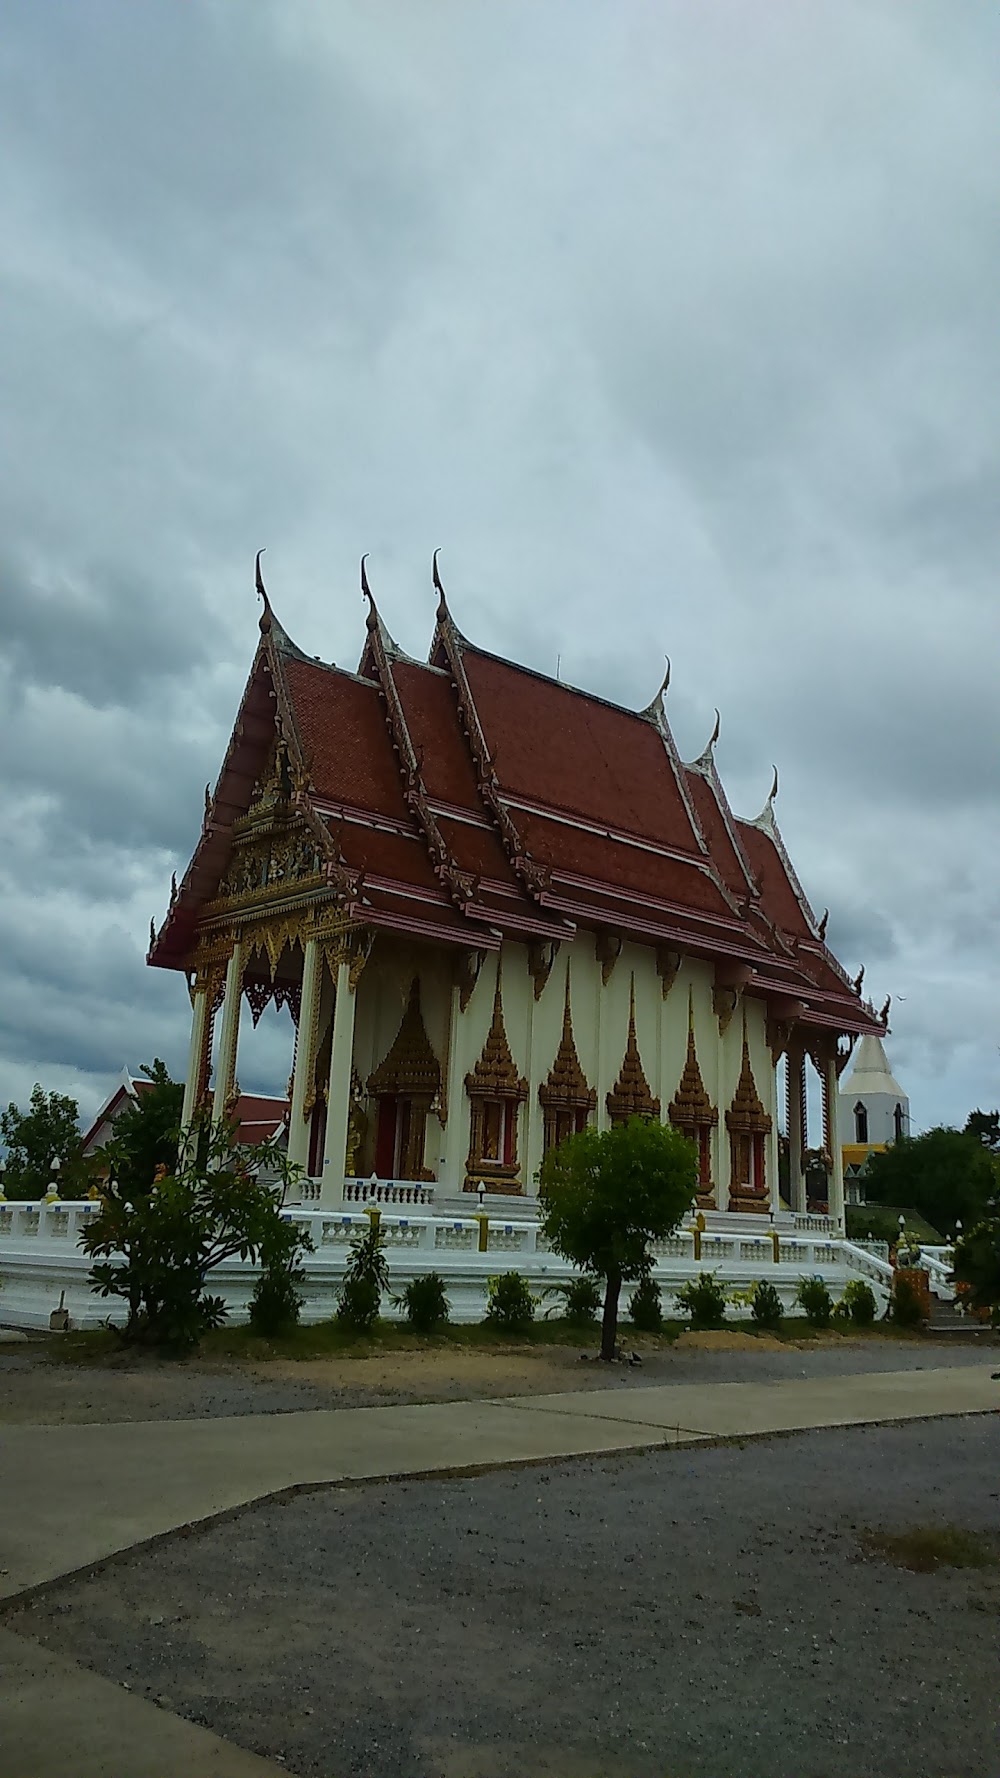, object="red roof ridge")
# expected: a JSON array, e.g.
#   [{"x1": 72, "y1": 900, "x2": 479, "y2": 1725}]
[
  {"x1": 360, "y1": 584, "x2": 503, "y2": 926},
  {"x1": 735, "y1": 769, "x2": 820, "y2": 942}
]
